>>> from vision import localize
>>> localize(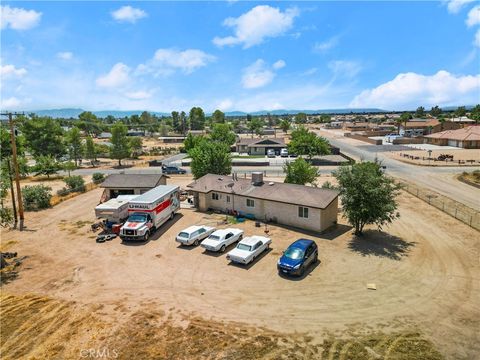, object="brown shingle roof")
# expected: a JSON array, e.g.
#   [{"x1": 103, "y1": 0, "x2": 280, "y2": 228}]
[
  {"x1": 236, "y1": 137, "x2": 285, "y2": 147},
  {"x1": 187, "y1": 174, "x2": 338, "y2": 209},
  {"x1": 403, "y1": 119, "x2": 440, "y2": 128},
  {"x1": 101, "y1": 174, "x2": 167, "y2": 189},
  {"x1": 425, "y1": 125, "x2": 480, "y2": 141}
]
